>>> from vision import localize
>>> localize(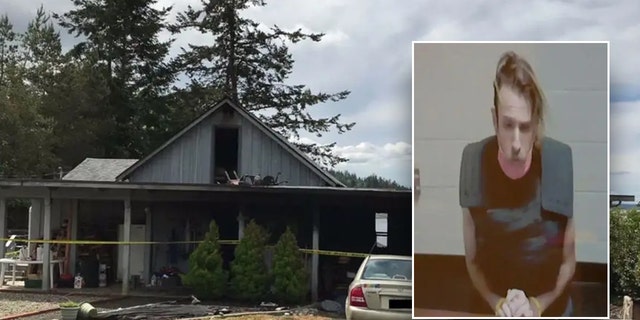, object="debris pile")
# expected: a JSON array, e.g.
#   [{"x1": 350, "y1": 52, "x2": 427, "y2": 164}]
[{"x1": 92, "y1": 298, "x2": 336, "y2": 319}]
